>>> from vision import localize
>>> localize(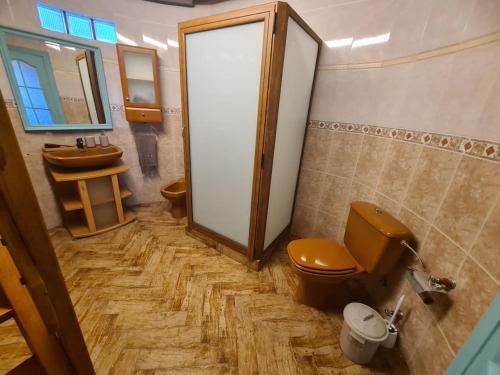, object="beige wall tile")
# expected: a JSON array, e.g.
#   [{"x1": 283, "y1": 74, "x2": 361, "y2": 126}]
[
  {"x1": 313, "y1": 211, "x2": 340, "y2": 240},
  {"x1": 327, "y1": 132, "x2": 362, "y2": 178},
  {"x1": 372, "y1": 192, "x2": 401, "y2": 218},
  {"x1": 434, "y1": 156, "x2": 500, "y2": 250},
  {"x1": 404, "y1": 147, "x2": 461, "y2": 221},
  {"x1": 378, "y1": 141, "x2": 422, "y2": 203},
  {"x1": 301, "y1": 128, "x2": 331, "y2": 172},
  {"x1": 398, "y1": 207, "x2": 431, "y2": 251},
  {"x1": 420, "y1": 228, "x2": 465, "y2": 277},
  {"x1": 470, "y1": 196, "x2": 500, "y2": 281},
  {"x1": 438, "y1": 258, "x2": 499, "y2": 353},
  {"x1": 353, "y1": 135, "x2": 390, "y2": 187},
  {"x1": 291, "y1": 205, "x2": 317, "y2": 238},
  {"x1": 409, "y1": 324, "x2": 454, "y2": 375},
  {"x1": 318, "y1": 175, "x2": 350, "y2": 222},
  {"x1": 295, "y1": 169, "x2": 325, "y2": 209},
  {"x1": 399, "y1": 287, "x2": 437, "y2": 360}
]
